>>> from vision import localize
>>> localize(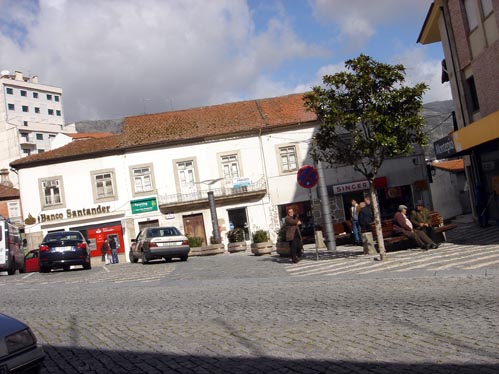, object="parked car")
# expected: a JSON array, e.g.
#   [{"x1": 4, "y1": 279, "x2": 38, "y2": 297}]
[
  {"x1": 0, "y1": 313, "x2": 45, "y2": 373},
  {"x1": 0, "y1": 218, "x2": 24, "y2": 275},
  {"x1": 129, "y1": 226, "x2": 190, "y2": 264},
  {"x1": 22, "y1": 250, "x2": 39, "y2": 273},
  {"x1": 38, "y1": 231, "x2": 91, "y2": 273}
]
